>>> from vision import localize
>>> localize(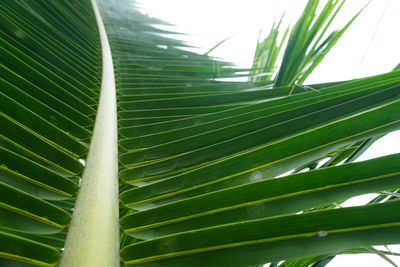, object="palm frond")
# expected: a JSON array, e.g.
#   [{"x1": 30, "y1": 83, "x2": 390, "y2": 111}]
[
  {"x1": 1, "y1": 0, "x2": 399, "y2": 266},
  {"x1": 251, "y1": 0, "x2": 365, "y2": 88}
]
